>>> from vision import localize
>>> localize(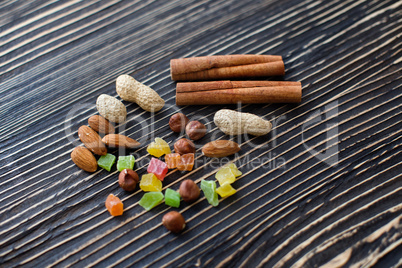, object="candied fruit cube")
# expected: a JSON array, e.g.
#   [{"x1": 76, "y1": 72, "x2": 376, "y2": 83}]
[
  {"x1": 147, "y1": 137, "x2": 171, "y2": 157},
  {"x1": 177, "y1": 153, "x2": 194, "y2": 171},
  {"x1": 216, "y1": 183, "x2": 237, "y2": 198},
  {"x1": 105, "y1": 194, "x2": 123, "y2": 216},
  {"x1": 227, "y1": 163, "x2": 242, "y2": 177},
  {"x1": 200, "y1": 180, "x2": 219, "y2": 207},
  {"x1": 147, "y1": 157, "x2": 168, "y2": 181},
  {"x1": 155, "y1": 138, "x2": 171, "y2": 155},
  {"x1": 165, "y1": 153, "x2": 180, "y2": 169},
  {"x1": 117, "y1": 155, "x2": 135, "y2": 172},
  {"x1": 215, "y1": 166, "x2": 236, "y2": 185},
  {"x1": 165, "y1": 188, "x2": 181, "y2": 208},
  {"x1": 139, "y1": 192, "x2": 164, "y2": 211},
  {"x1": 98, "y1": 153, "x2": 116, "y2": 172},
  {"x1": 147, "y1": 142, "x2": 164, "y2": 157},
  {"x1": 140, "y1": 173, "x2": 162, "y2": 192}
]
